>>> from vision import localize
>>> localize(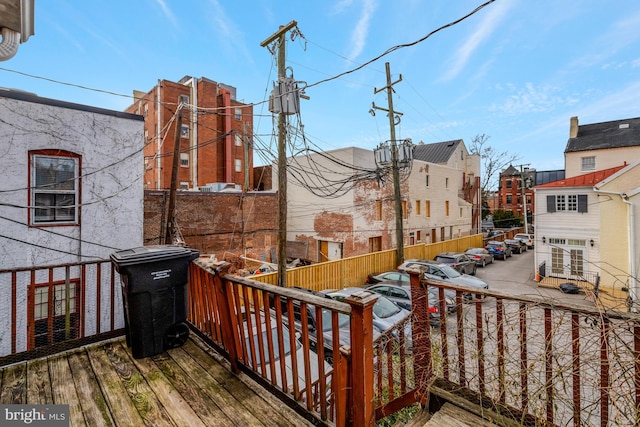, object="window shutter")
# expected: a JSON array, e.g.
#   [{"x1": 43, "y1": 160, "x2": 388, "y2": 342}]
[
  {"x1": 547, "y1": 195, "x2": 556, "y2": 212},
  {"x1": 578, "y1": 194, "x2": 588, "y2": 212}
]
